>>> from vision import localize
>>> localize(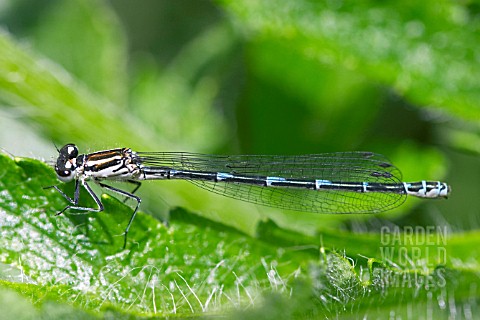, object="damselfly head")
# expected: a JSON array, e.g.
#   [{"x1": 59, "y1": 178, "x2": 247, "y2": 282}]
[{"x1": 55, "y1": 144, "x2": 79, "y2": 182}]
